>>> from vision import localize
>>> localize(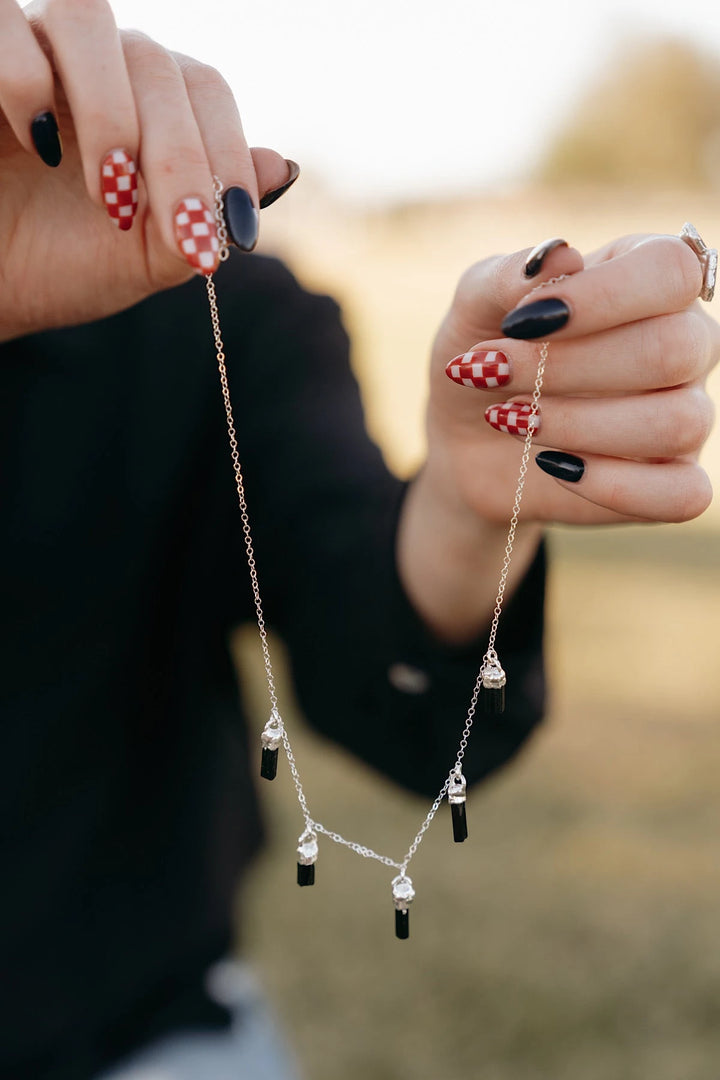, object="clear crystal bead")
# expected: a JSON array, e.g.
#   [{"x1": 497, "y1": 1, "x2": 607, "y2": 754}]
[
  {"x1": 392, "y1": 875, "x2": 415, "y2": 909},
  {"x1": 297, "y1": 835, "x2": 319, "y2": 866},
  {"x1": 261, "y1": 711, "x2": 283, "y2": 750},
  {"x1": 482, "y1": 663, "x2": 506, "y2": 690}
]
